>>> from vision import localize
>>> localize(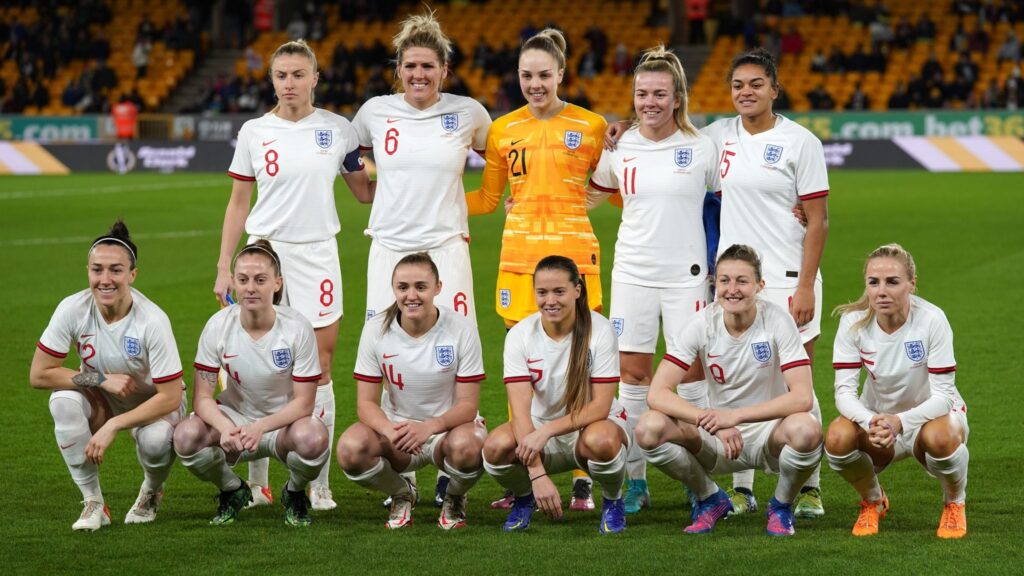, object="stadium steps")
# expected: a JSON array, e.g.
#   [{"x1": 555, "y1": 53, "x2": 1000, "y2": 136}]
[
  {"x1": 162, "y1": 49, "x2": 242, "y2": 113},
  {"x1": 676, "y1": 44, "x2": 714, "y2": 88}
]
